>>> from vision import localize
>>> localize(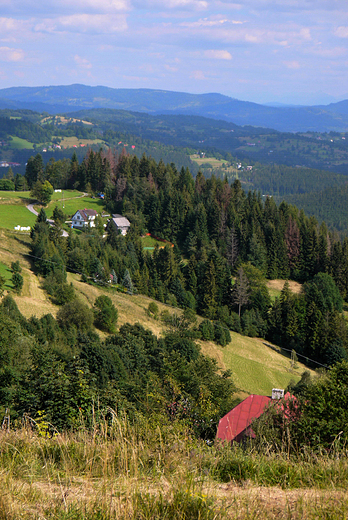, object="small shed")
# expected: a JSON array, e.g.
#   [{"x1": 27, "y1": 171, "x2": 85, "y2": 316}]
[
  {"x1": 109, "y1": 214, "x2": 131, "y2": 236},
  {"x1": 216, "y1": 394, "x2": 271, "y2": 444}
]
